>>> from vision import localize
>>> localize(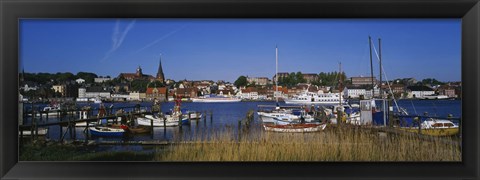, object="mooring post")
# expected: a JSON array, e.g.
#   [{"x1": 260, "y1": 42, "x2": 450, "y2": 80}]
[
  {"x1": 68, "y1": 120, "x2": 73, "y2": 139},
  {"x1": 203, "y1": 111, "x2": 206, "y2": 121},
  {"x1": 59, "y1": 124, "x2": 63, "y2": 141},
  {"x1": 45, "y1": 109, "x2": 49, "y2": 122},
  {"x1": 30, "y1": 114, "x2": 35, "y2": 141},
  {"x1": 73, "y1": 121, "x2": 77, "y2": 140},
  {"x1": 238, "y1": 120, "x2": 242, "y2": 141},
  {"x1": 85, "y1": 120, "x2": 90, "y2": 143},
  {"x1": 34, "y1": 118, "x2": 39, "y2": 140},
  {"x1": 210, "y1": 110, "x2": 213, "y2": 125},
  {"x1": 151, "y1": 118, "x2": 154, "y2": 135},
  {"x1": 20, "y1": 127, "x2": 24, "y2": 146},
  {"x1": 163, "y1": 116, "x2": 167, "y2": 139}
]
